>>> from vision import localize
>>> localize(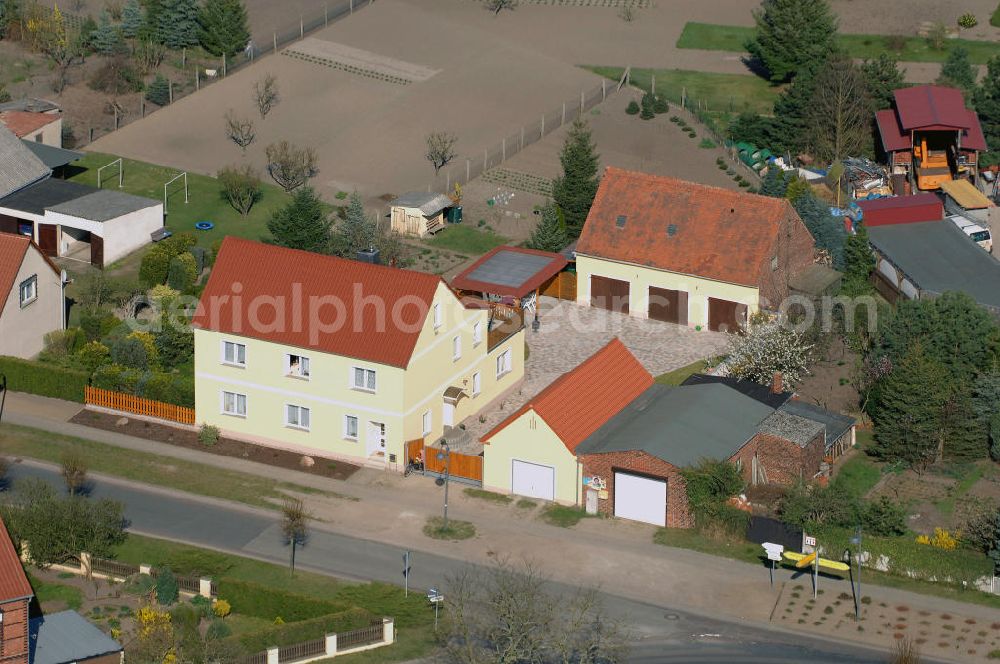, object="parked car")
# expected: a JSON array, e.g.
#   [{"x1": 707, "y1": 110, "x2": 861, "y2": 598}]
[{"x1": 949, "y1": 215, "x2": 993, "y2": 253}]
